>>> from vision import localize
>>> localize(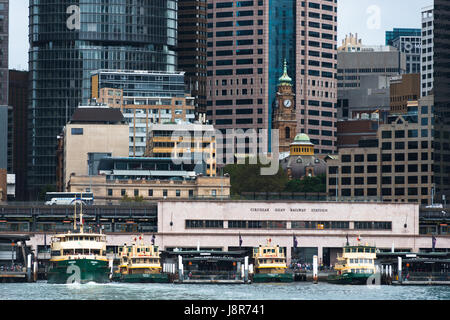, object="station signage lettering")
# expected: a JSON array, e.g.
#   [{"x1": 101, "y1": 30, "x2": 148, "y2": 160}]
[{"x1": 249, "y1": 208, "x2": 328, "y2": 213}]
